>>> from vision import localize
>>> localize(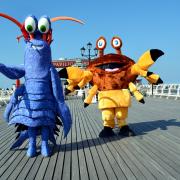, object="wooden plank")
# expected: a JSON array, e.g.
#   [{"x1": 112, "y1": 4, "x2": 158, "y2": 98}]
[
  {"x1": 43, "y1": 101, "x2": 70, "y2": 180},
  {"x1": 0, "y1": 123, "x2": 9, "y2": 132},
  {"x1": 12, "y1": 138, "x2": 41, "y2": 180},
  {"x1": 0, "y1": 125, "x2": 13, "y2": 137},
  {"x1": 0, "y1": 139, "x2": 29, "y2": 178},
  {"x1": 74, "y1": 102, "x2": 89, "y2": 180},
  {"x1": 113, "y1": 137, "x2": 156, "y2": 180},
  {"x1": 121, "y1": 139, "x2": 167, "y2": 180},
  {"x1": 34, "y1": 155, "x2": 50, "y2": 180},
  {"x1": 61, "y1": 102, "x2": 72, "y2": 180},
  {"x1": 0, "y1": 133, "x2": 14, "y2": 155},
  {"x1": 83, "y1": 103, "x2": 126, "y2": 180},
  {"x1": 0, "y1": 98, "x2": 180, "y2": 179},
  {"x1": 82, "y1": 102, "x2": 117, "y2": 180},
  {"x1": 128, "y1": 113, "x2": 180, "y2": 178},
  {"x1": 86, "y1": 109, "x2": 135, "y2": 179},
  {"x1": 129, "y1": 113, "x2": 180, "y2": 165},
  {"x1": 7, "y1": 155, "x2": 30, "y2": 179},
  {"x1": 77, "y1": 102, "x2": 99, "y2": 180},
  {"x1": 128, "y1": 108, "x2": 180, "y2": 146},
  {"x1": 67, "y1": 101, "x2": 80, "y2": 180},
  {"x1": 109, "y1": 137, "x2": 147, "y2": 180},
  {"x1": 133, "y1": 136, "x2": 180, "y2": 179},
  {"x1": 0, "y1": 147, "x2": 26, "y2": 179},
  {"x1": 85, "y1": 104, "x2": 140, "y2": 180},
  {"x1": 88, "y1": 100, "x2": 179, "y2": 179},
  {"x1": 79, "y1": 103, "x2": 108, "y2": 180},
  {"x1": 139, "y1": 135, "x2": 180, "y2": 170},
  {"x1": 35, "y1": 144, "x2": 57, "y2": 180},
  {"x1": 128, "y1": 140, "x2": 176, "y2": 180},
  {"x1": 0, "y1": 137, "x2": 18, "y2": 167},
  {"x1": 52, "y1": 130, "x2": 67, "y2": 179},
  {"x1": 42, "y1": 133, "x2": 63, "y2": 180},
  {"x1": 86, "y1": 116, "x2": 135, "y2": 180},
  {"x1": 25, "y1": 139, "x2": 44, "y2": 180}
]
